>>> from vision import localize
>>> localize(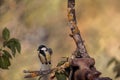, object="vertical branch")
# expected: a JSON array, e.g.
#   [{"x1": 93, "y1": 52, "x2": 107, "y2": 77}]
[
  {"x1": 67, "y1": 0, "x2": 89, "y2": 58},
  {"x1": 67, "y1": 0, "x2": 112, "y2": 80}
]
